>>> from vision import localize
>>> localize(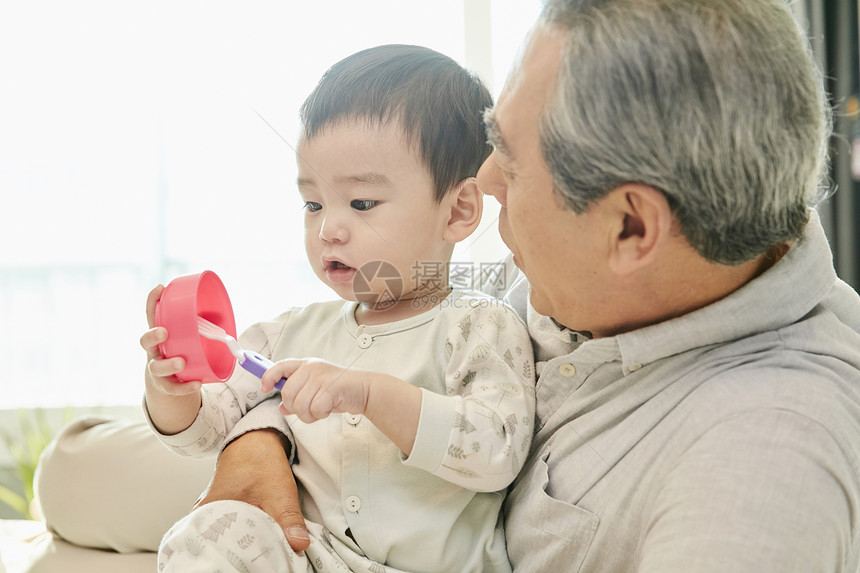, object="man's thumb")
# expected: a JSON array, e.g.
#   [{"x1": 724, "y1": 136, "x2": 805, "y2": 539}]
[{"x1": 282, "y1": 515, "x2": 310, "y2": 551}]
